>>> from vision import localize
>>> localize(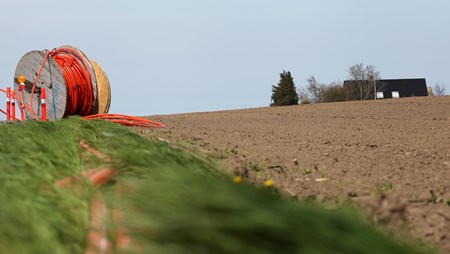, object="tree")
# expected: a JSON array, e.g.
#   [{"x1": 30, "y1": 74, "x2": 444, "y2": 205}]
[
  {"x1": 306, "y1": 75, "x2": 326, "y2": 103},
  {"x1": 433, "y1": 83, "x2": 446, "y2": 96},
  {"x1": 322, "y1": 80, "x2": 348, "y2": 103},
  {"x1": 346, "y1": 63, "x2": 380, "y2": 100},
  {"x1": 300, "y1": 76, "x2": 348, "y2": 103},
  {"x1": 270, "y1": 71, "x2": 299, "y2": 106},
  {"x1": 297, "y1": 86, "x2": 311, "y2": 104}
]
